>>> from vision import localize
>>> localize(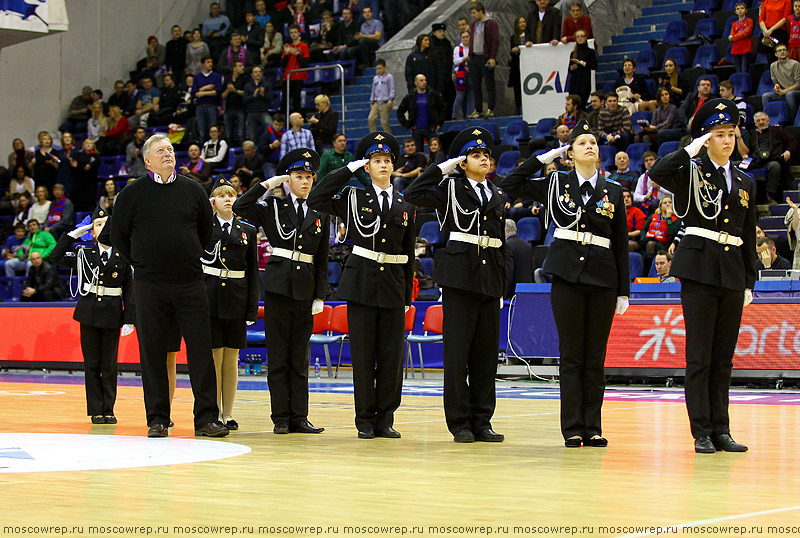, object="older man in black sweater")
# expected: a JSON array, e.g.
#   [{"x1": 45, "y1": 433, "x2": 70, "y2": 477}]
[{"x1": 111, "y1": 134, "x2": 228, "y2": 439}]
